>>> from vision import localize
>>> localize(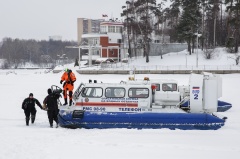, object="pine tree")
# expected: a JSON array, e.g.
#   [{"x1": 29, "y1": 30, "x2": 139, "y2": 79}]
[
  {"x1": 176, "y1": 0, "x2": 201, "y2": 55},
  {"x1": 134, "y1": 0, "x2": 157, "y2": 63},
  {"x1": 225, "y1": 0, "x2": 240, "y2": 53}
]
